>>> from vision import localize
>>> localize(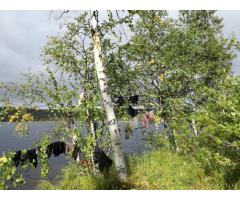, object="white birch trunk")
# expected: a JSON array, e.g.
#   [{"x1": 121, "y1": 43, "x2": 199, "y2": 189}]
[
  {"x1": 172, "y1": 129, "x2": 179, "y2": 152},
  {"x1": 190, "y1": 118, "x2": 198, "y2": 137},
  {"x1": 90, "y1": 14, "x2": 127, "y2": 181}
]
